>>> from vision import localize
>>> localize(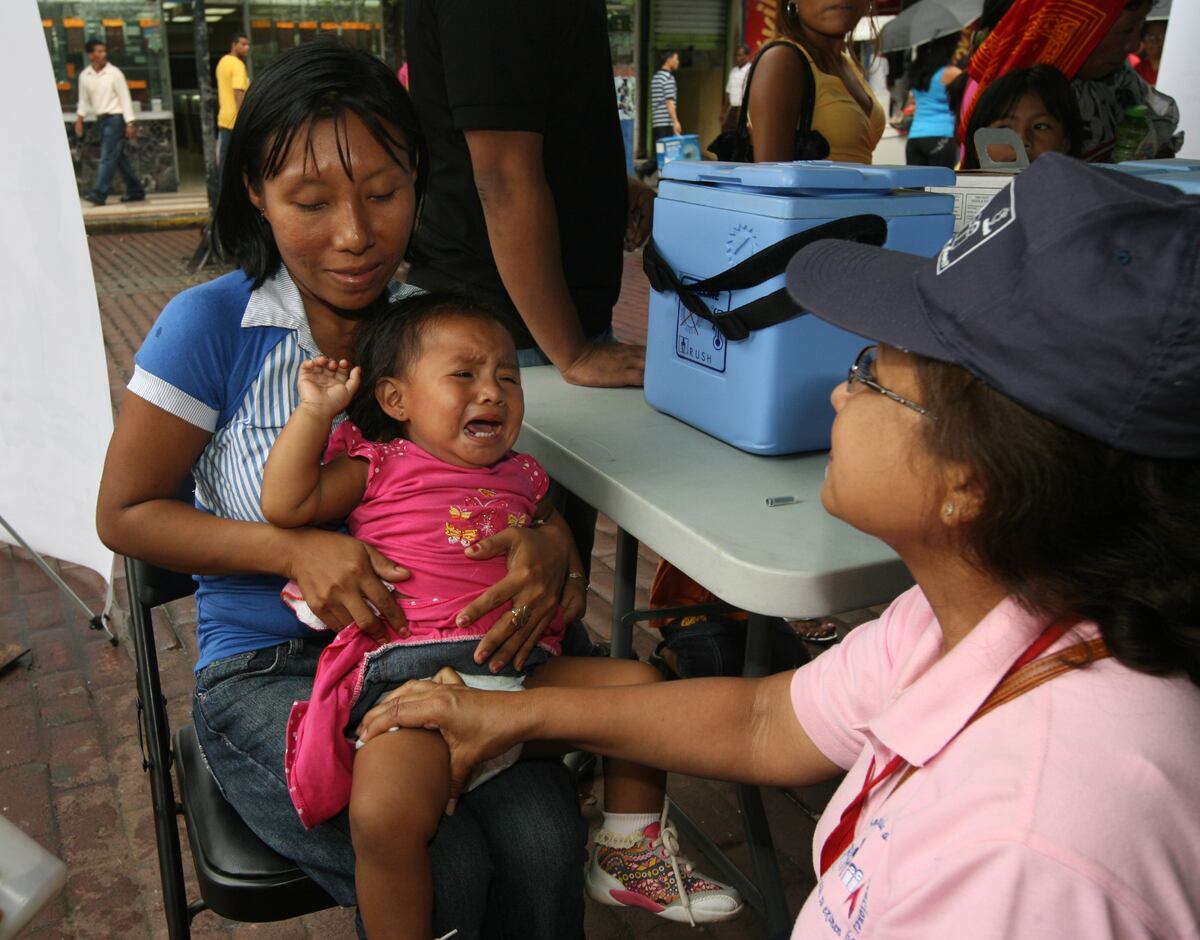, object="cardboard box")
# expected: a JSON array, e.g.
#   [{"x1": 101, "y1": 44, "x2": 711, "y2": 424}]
[{"x1": 926, "y1": 172, "x2": 1016, "y2": 234}]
